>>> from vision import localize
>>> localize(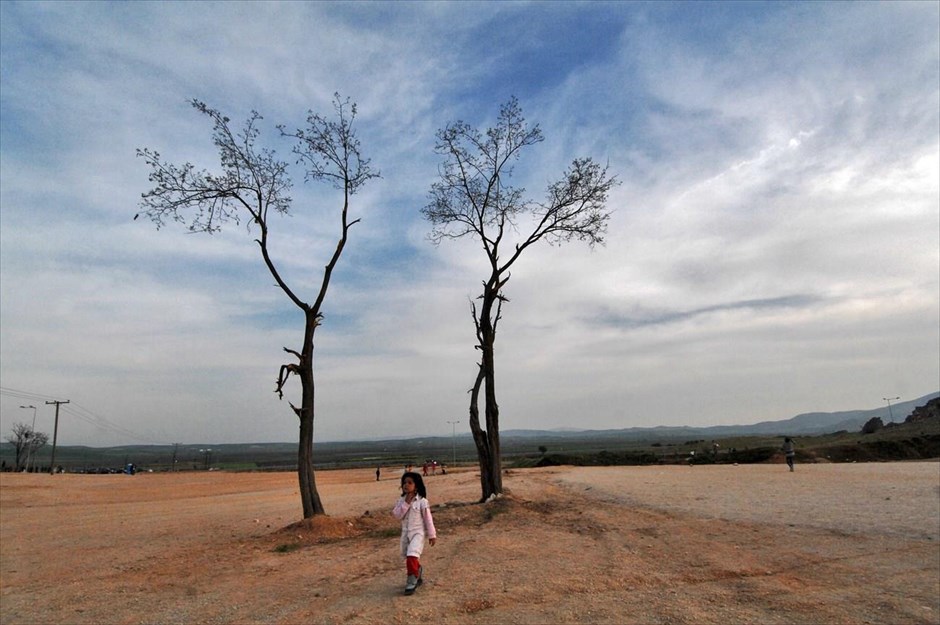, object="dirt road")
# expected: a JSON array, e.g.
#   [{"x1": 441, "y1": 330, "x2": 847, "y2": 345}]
[{"x1": 1, "y1": 462, "x2": 938, "y2": 624}]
